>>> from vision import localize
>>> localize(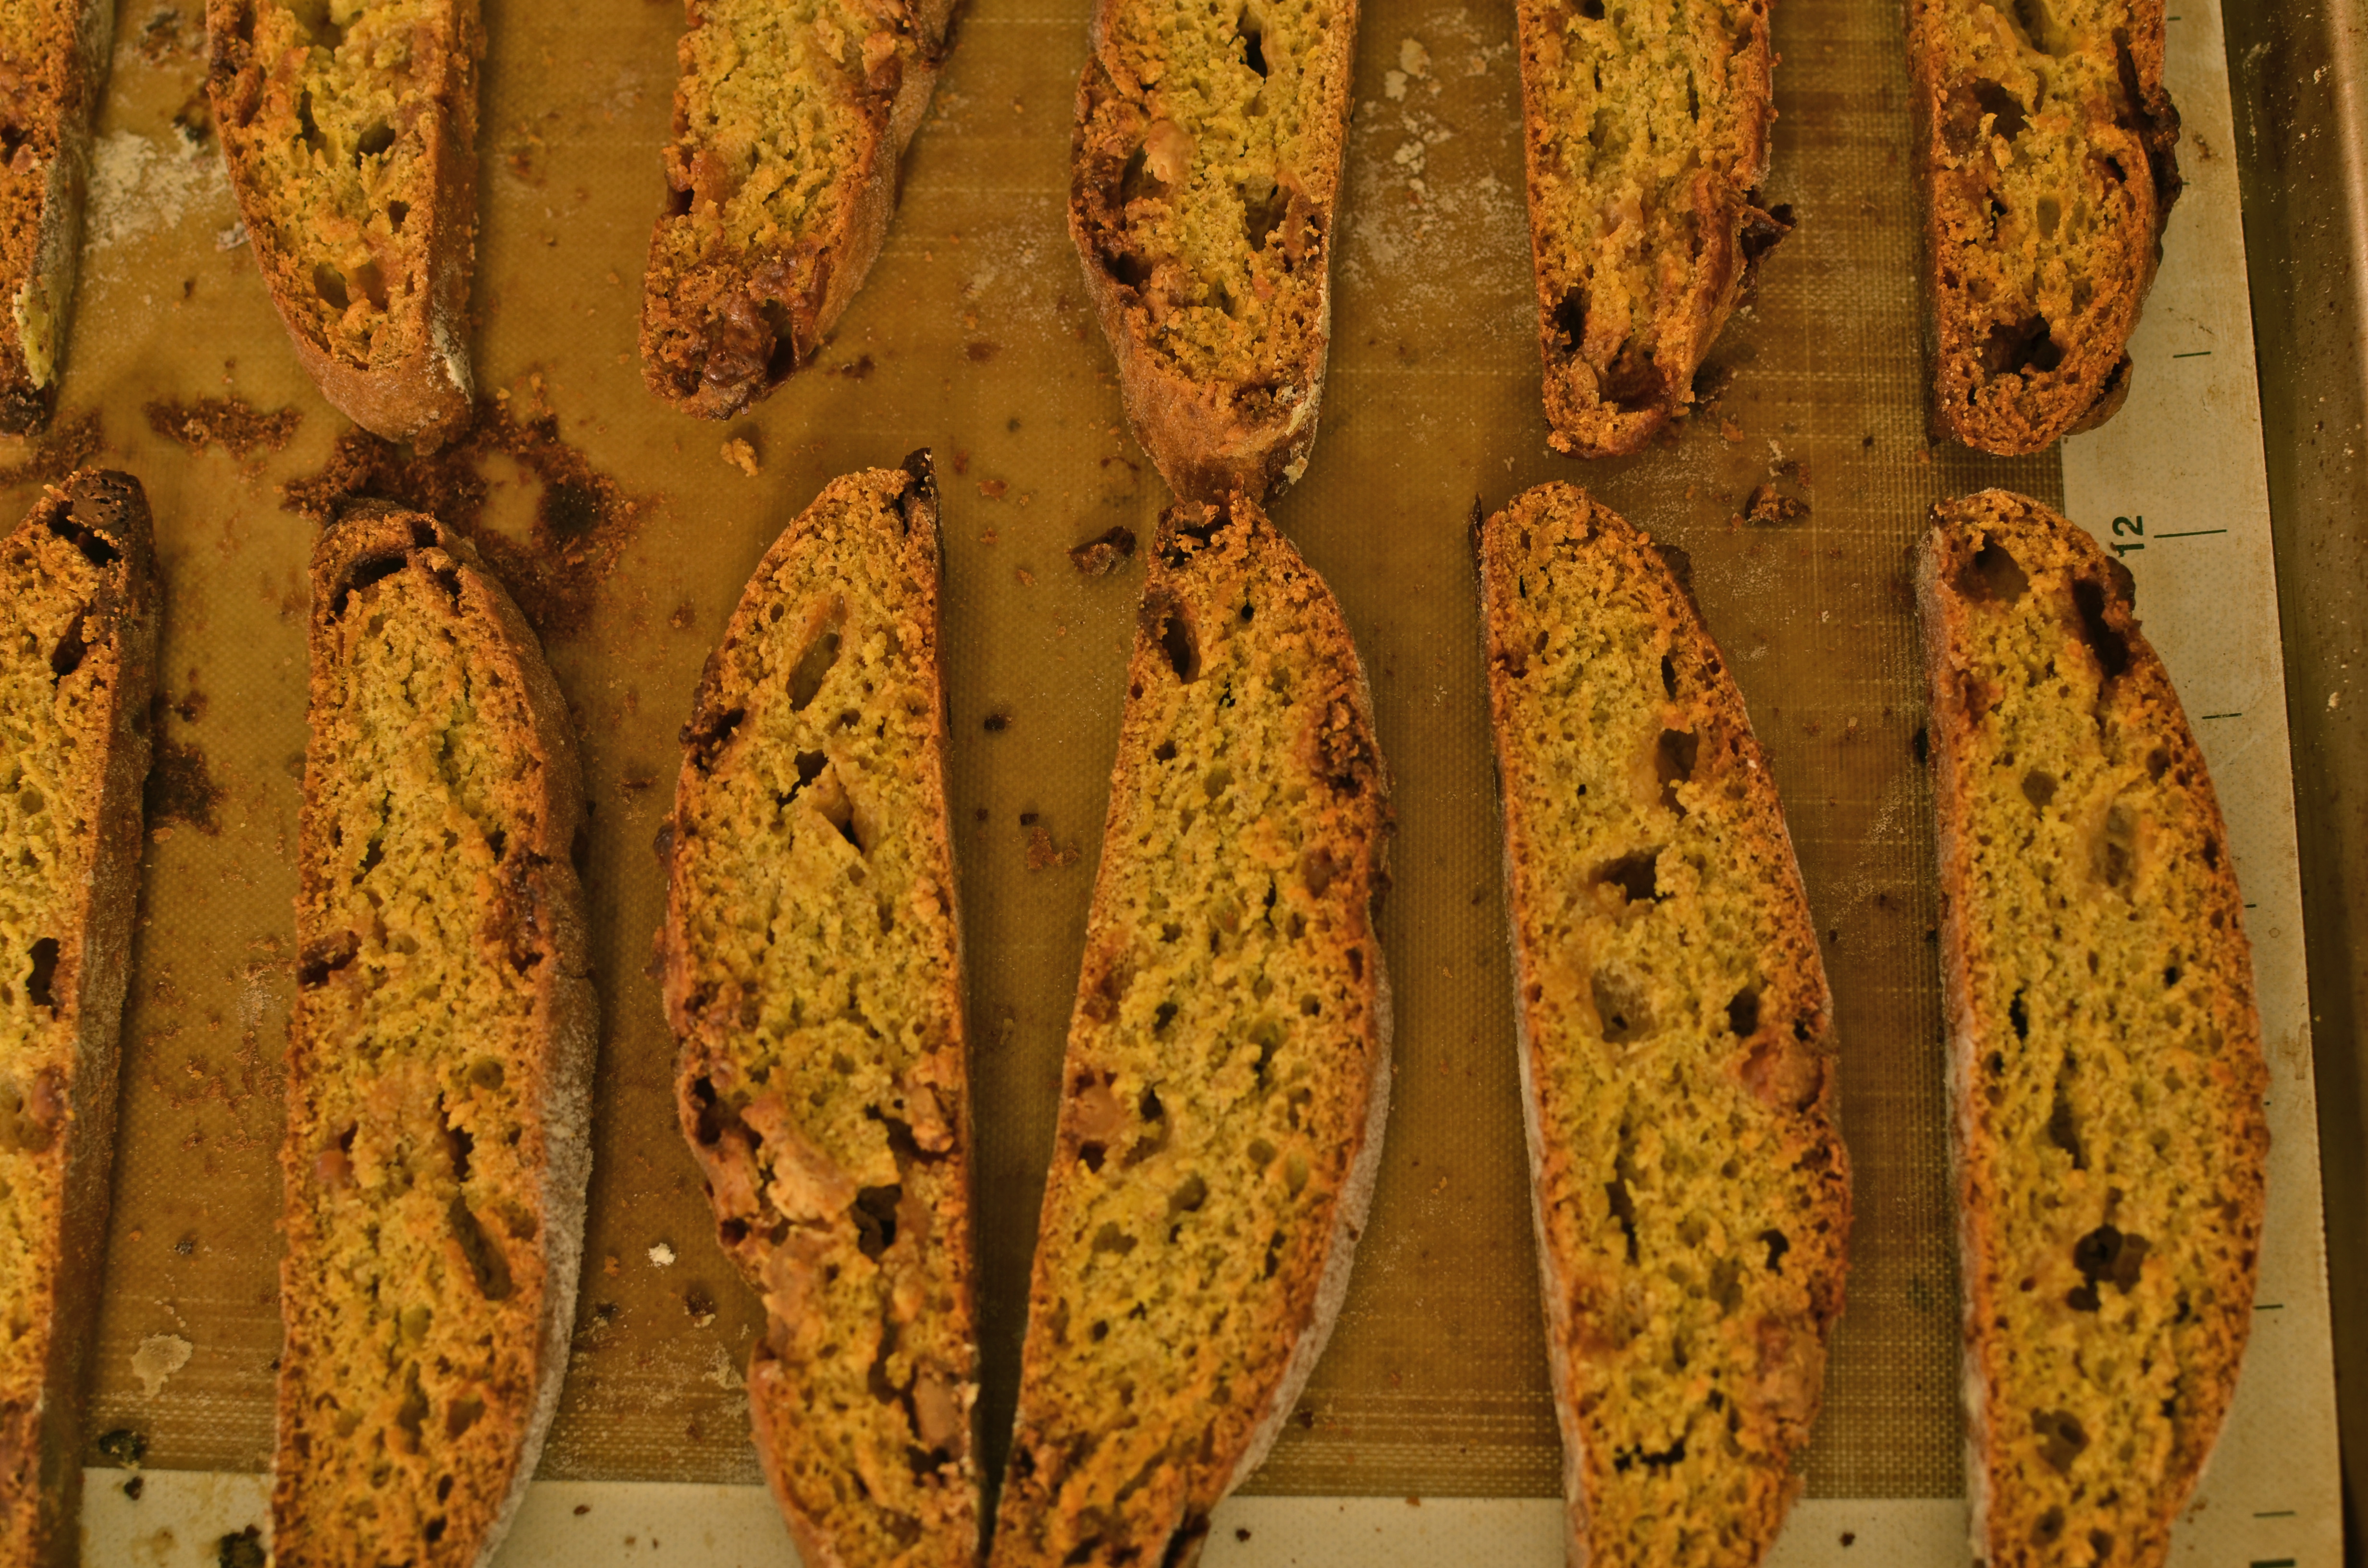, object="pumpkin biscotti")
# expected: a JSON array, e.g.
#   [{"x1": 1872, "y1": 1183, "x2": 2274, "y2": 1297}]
[
  {"x1": 0, "y1": 0, "x2": 112, "y2": 435},
  {"x1": 641, "y1": 0, "x2": 959, "y2": 418},
  {"x1": 1069, "y1": 0, "x2": 1359, "y2": 502},
  {"x1": 1919, "y1": 492, "x2": 2266, "y2": 1568},
  {"x1": 1514, "y1": 0, "x2": 1788, "y2": 458},
  {"x1": 207, "y1": 0, "x2": 484, "y2": 446},
  {"x1": 1909, "y1": 0, "x2": 2180, "y2": 453},
  {"x1": 1478, "y1": 484, "x2": 1850, "y2": 1567},
  {"x1": 658, "y1": 457, "x2": 980, "y2": 1567},
  {"x1": 991, "y1": 496, "x2": 1391, "y2": 1568},
  {"x1": 278, "y1": 505, "x2": 594, "y2": 1568},
  {"x1": 0, "y1": 471, "x2": 155, "y2": 1568}
]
